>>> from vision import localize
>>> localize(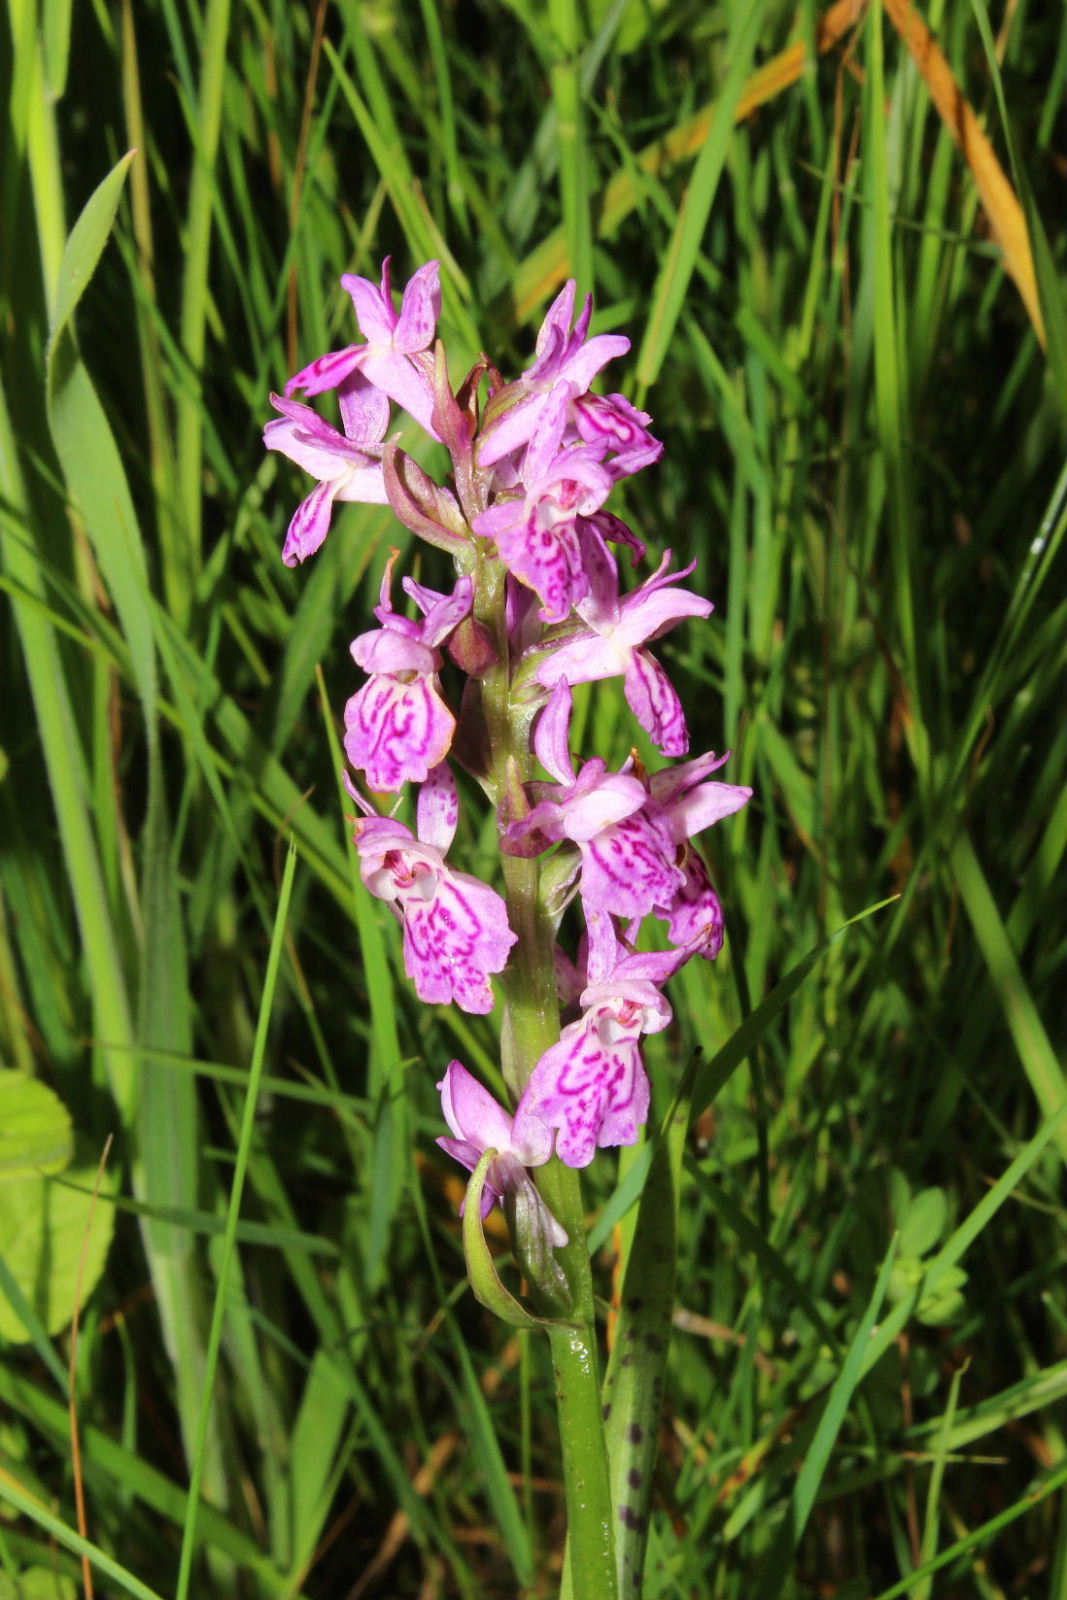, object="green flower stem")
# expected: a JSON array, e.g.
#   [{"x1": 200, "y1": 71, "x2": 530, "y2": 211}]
[
  {"x1": 539, "y1": 1167, "x2": 619, "y2": 1600},
  {"x1": 475, "y1": 544, "x2": 619, "y2": 1600}
]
